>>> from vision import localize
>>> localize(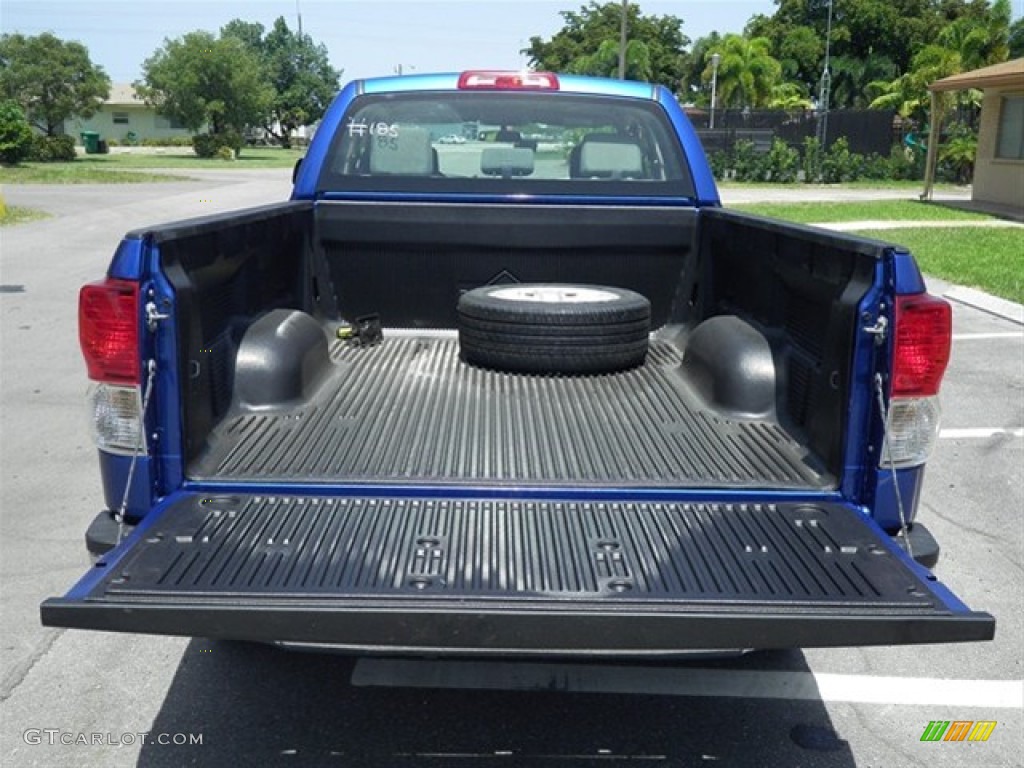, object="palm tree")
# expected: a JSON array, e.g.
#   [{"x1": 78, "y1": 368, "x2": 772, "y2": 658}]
[
  {"x1": 705, "y1": 35, "x2": 782, "y2": 109},
  {"x1": 569, "y1": 39, "x2": 653, "y2": 82},
  {"x1": 938, "y1": 0, "x2": 1011, "y2": 71},
  {"x1": 768, "y1": 82, "x2": 812, "y2": 110},
  {"x1": 830, "y1": 54, "x2": 897, "y2": 109},
  {"x1": 868, "y1": 45, "x2": 963, "y2": 120}
]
